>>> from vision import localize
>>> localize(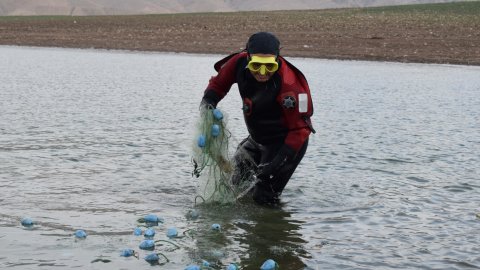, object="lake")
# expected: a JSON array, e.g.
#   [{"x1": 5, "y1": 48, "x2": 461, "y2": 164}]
[{"x1": 1, "y1": 46, "x2": 479, "y2": 270}]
